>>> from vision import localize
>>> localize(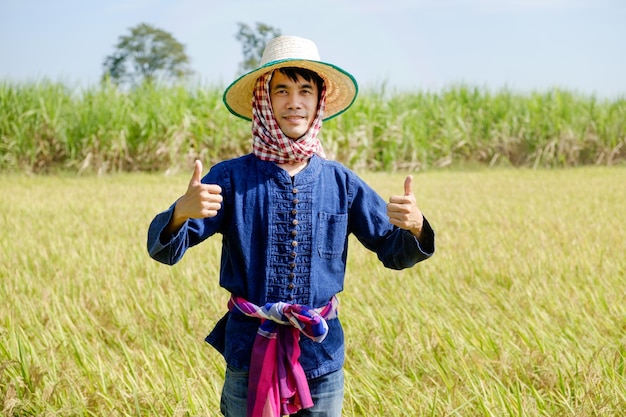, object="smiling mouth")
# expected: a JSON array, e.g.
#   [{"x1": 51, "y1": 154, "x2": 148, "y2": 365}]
[{"x1": 283, "y1": 115, "x2": 306, "y2": 123}]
